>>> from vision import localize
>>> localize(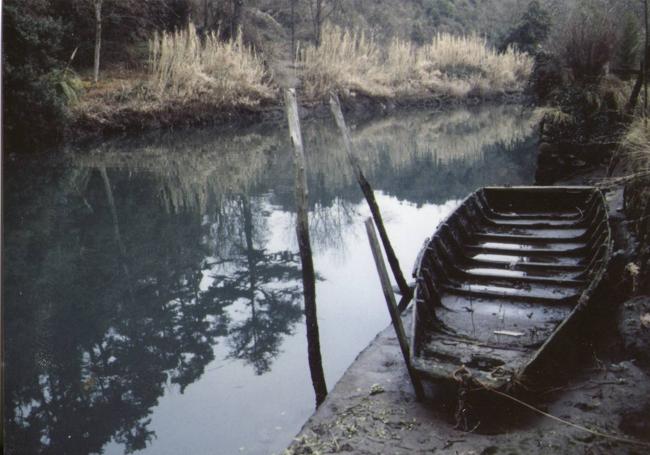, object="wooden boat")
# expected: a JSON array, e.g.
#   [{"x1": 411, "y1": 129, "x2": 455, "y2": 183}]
[{"x1": 411, "y1": 186, "x2": 612, "y2": 391}]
